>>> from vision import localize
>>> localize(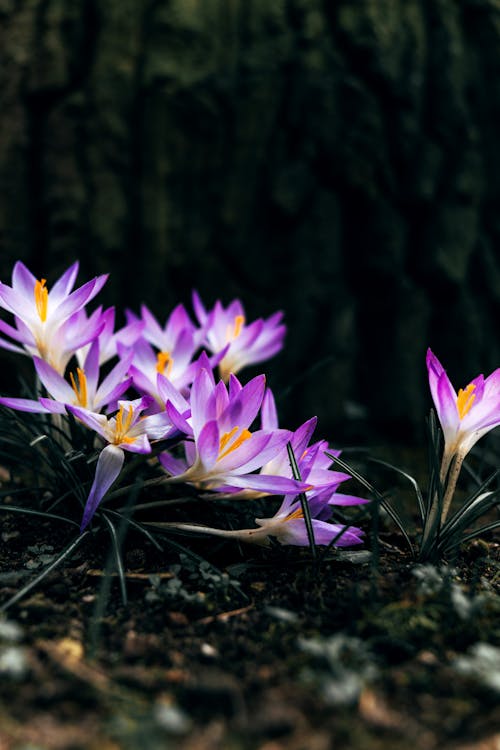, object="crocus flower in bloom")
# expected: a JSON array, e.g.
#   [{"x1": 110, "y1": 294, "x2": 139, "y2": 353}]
[
  {"x1": 0, "y1": 261, "x2": 107, "y2": 372},
  {"x1": 212, "y1": 389, "x2": 368, "y2": 506},
  {"x1": 159, "y1": 367, "x2": 308, "y2": 495},
  {"x1": 67, "y1": 396, "x2": 173, "y2": 530},
  {"x1": 125, "y1": 332, "x2": 202, "y2": 407},
  {"x1": 151, "y1": 492, "x2": 365, "y2": 548},
  {"x1": 252, "y1": 493, "x2": 365, "y2": 547},
  {"x1": 0, "y1": 339, "x2": 133, "y2": 416},
  {"x1": 427, "y1": 348, "x2": 500, "y2": 468},
  {"x1": 192, "y1": 292, "x2": 285, "y2": 382},
  {"x1": 425, "y1": 348, "x2": 500, "y2": 527}
]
